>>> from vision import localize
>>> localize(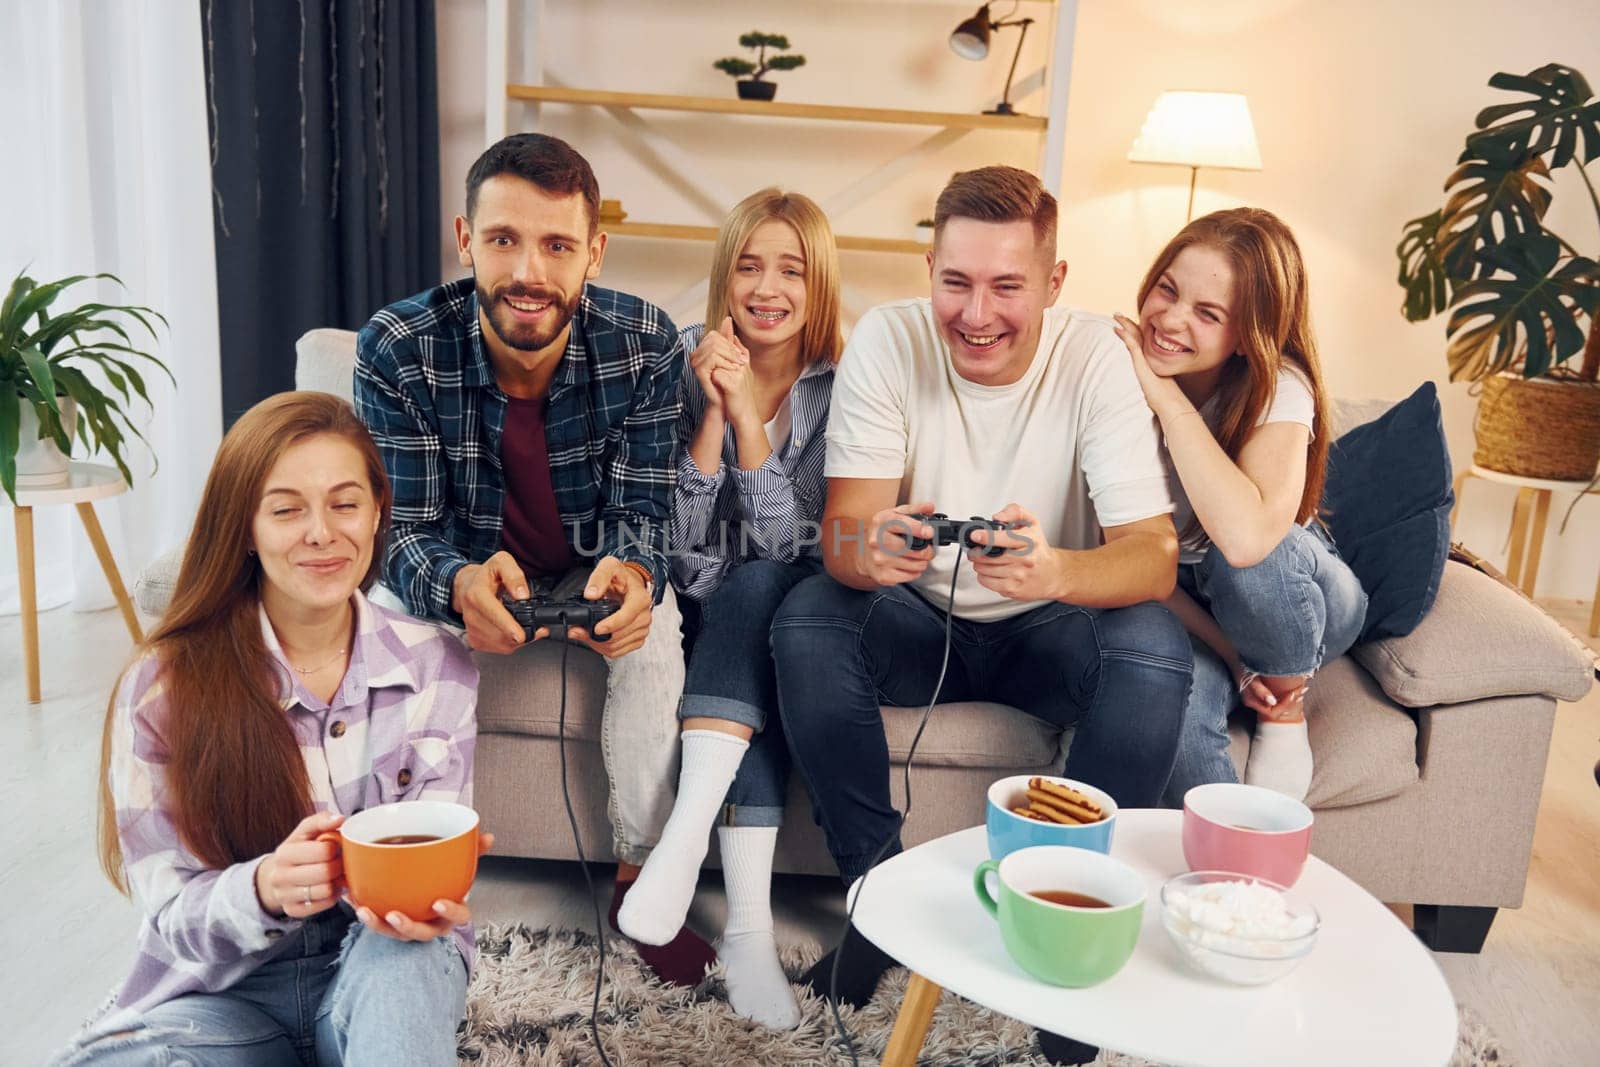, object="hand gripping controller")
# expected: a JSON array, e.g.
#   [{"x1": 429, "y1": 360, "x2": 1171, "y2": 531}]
[
  {"x1": 500, "y1": 592, "x2": 621, "y2": 642},
  {"x1": 905, "y1": 513, "x2": 1024, "y2": 557}
]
